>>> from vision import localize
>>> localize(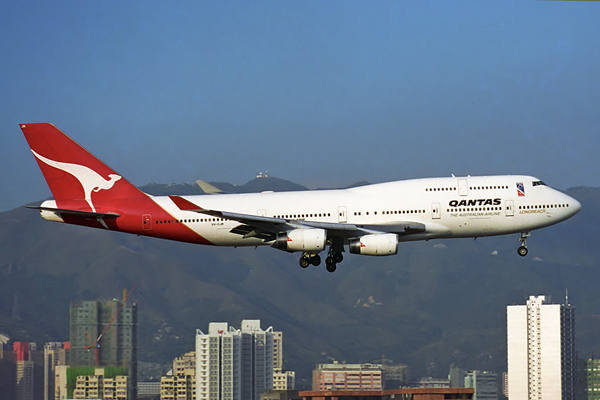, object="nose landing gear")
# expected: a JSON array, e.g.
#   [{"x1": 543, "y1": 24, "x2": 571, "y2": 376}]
[{"x1": 517, "y1": 232, "x2": 530, "y2": 257}]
